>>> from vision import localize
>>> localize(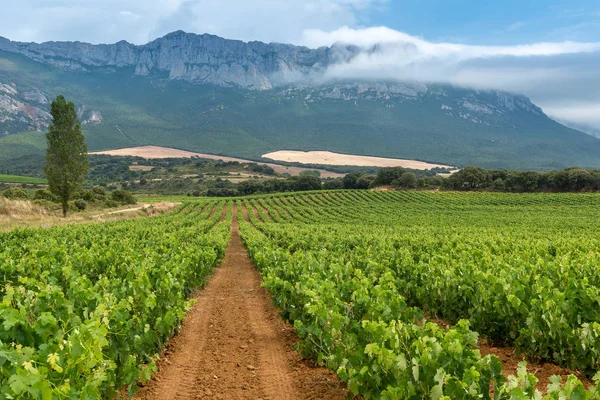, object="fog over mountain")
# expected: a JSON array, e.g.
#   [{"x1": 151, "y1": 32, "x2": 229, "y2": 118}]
[
  {"x1": 1, "y1": 30, "x2": 600, "y2": 170},
  {"x1": 2, "y1": 26, "x2": 599, "y2": 131}
]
